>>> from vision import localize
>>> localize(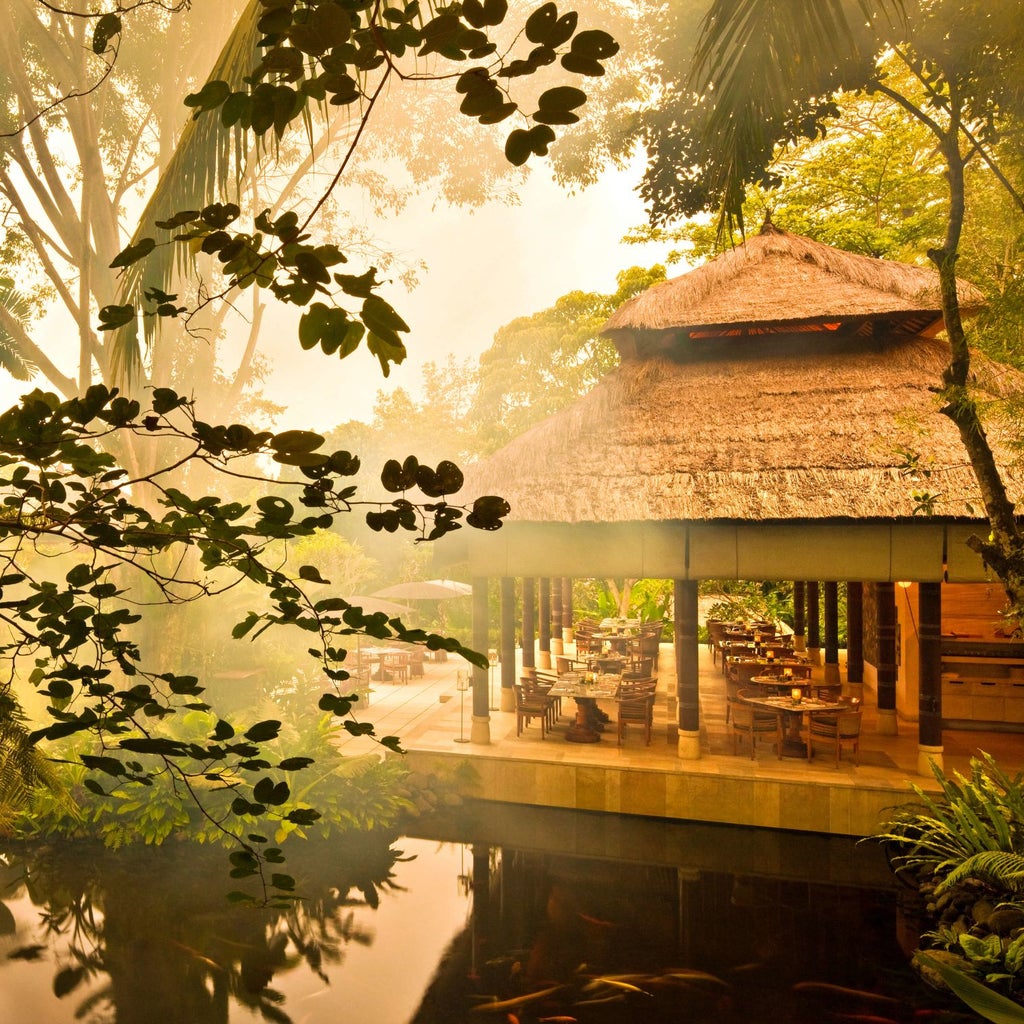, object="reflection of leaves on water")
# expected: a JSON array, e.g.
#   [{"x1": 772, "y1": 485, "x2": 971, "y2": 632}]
[
  {"x1": 6, "y1": 942, "x2": 46, "y2": 960},
  {"x1": 1, "y1": 833, "x2": 411, "y2": 1021}
]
